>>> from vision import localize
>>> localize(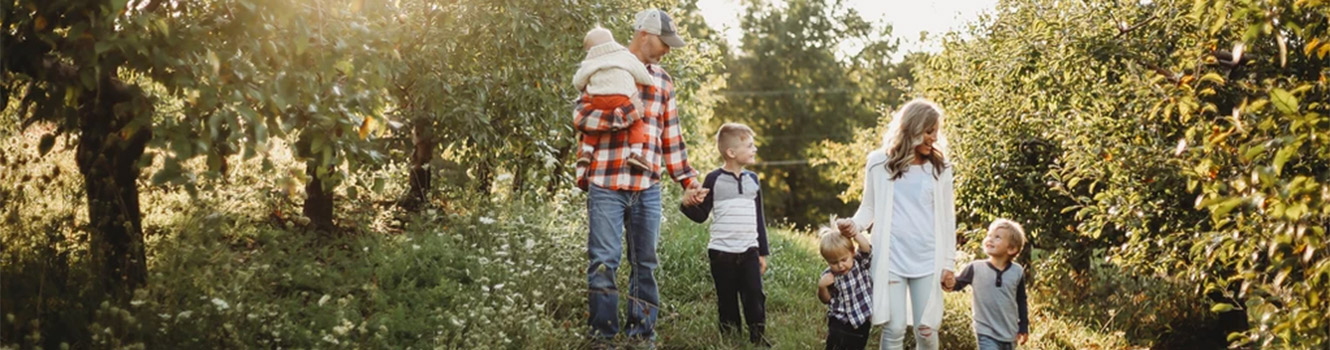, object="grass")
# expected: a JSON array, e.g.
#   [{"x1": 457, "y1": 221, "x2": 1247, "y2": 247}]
[
  {"x1": 1, "y1": 127, "x2": 1138, "y2": 349},
  {"x1": 653, "y1": 212, "x2": 1137, "y2": 350}
]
